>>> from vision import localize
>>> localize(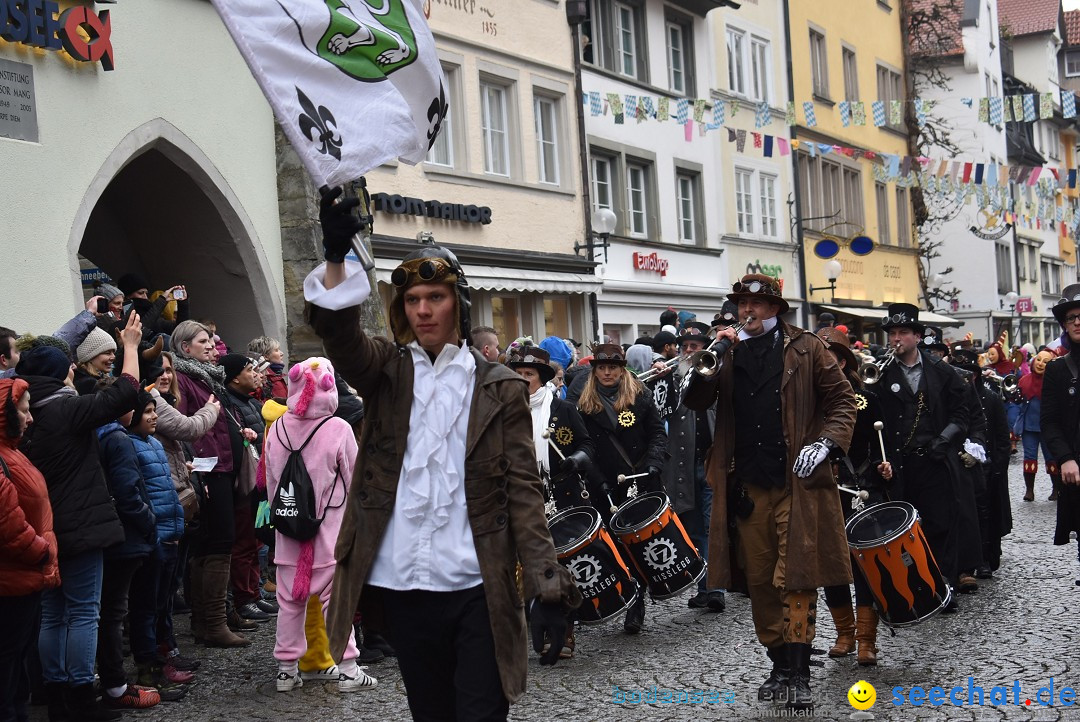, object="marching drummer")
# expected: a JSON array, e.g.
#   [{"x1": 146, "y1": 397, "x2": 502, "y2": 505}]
[
  {"x1": 816, "y1": 327, "x2": 892, "y2": 667},
  {"x1": 575, "y1": 344, "x2": 667, "y2": 635},
  {"x1": 683, "y1": 274, "x2": 856, "y2": 712},
  {"x1": 506, "y1": 345, "x2": 594, "y2": 514}
]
